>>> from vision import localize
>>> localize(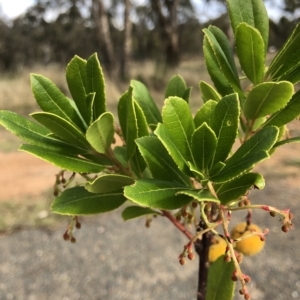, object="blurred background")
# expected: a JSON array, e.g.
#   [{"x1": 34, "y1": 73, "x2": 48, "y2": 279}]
[{"x1": 1, "y1": 1, "x2": 300, "y2": 299}]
